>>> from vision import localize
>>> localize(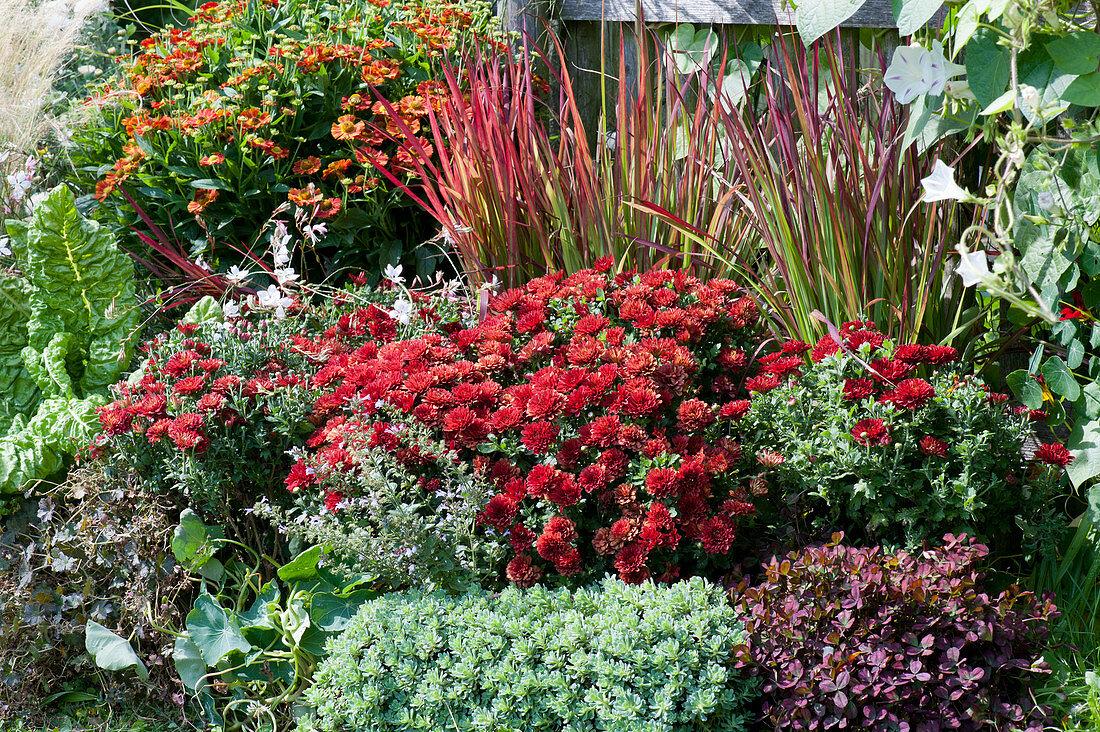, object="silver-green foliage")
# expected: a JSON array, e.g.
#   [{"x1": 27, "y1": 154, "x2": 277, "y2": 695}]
[
  {"x1": 0, "y1": 185, "x2": 138, "y2": 496},
  {"x1": 299, "y1": 577, "x2": 757, "y2": 732}
]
